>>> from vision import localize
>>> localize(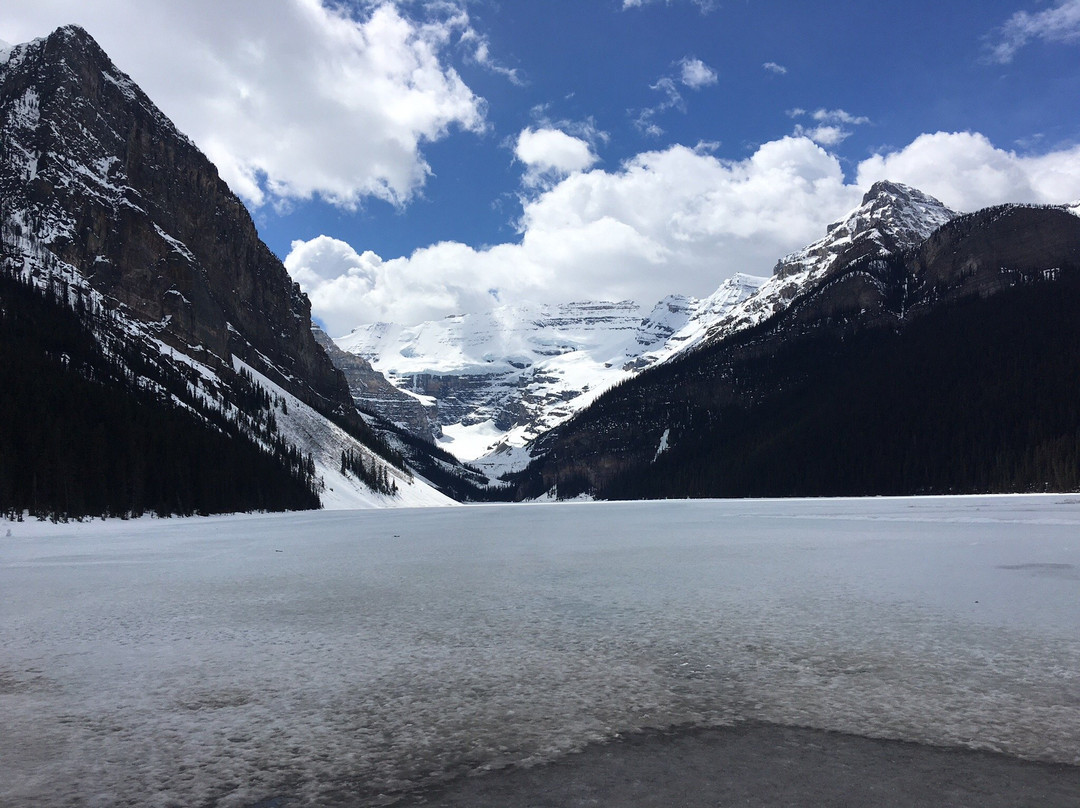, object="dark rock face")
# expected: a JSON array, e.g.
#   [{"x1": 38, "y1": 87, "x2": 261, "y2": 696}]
[
  {"x1": 908, "y1": 205, "x2": 1080, "y2": 307},
  {"x1": 400, "y1": 371, "x2": 530, "y2": 431},
  {"x1": 0, "y1": 25, "x2": 351, "y2": 413},
  {"x1": 780, "y1": 204, "x2": 1080, "y2": 331},
  {"x1": 772, "y1": 180, "x2": 956, "y2": 281},
  {"x1": 312, "y1": 327, "x2": 441, "y2": 440}
]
